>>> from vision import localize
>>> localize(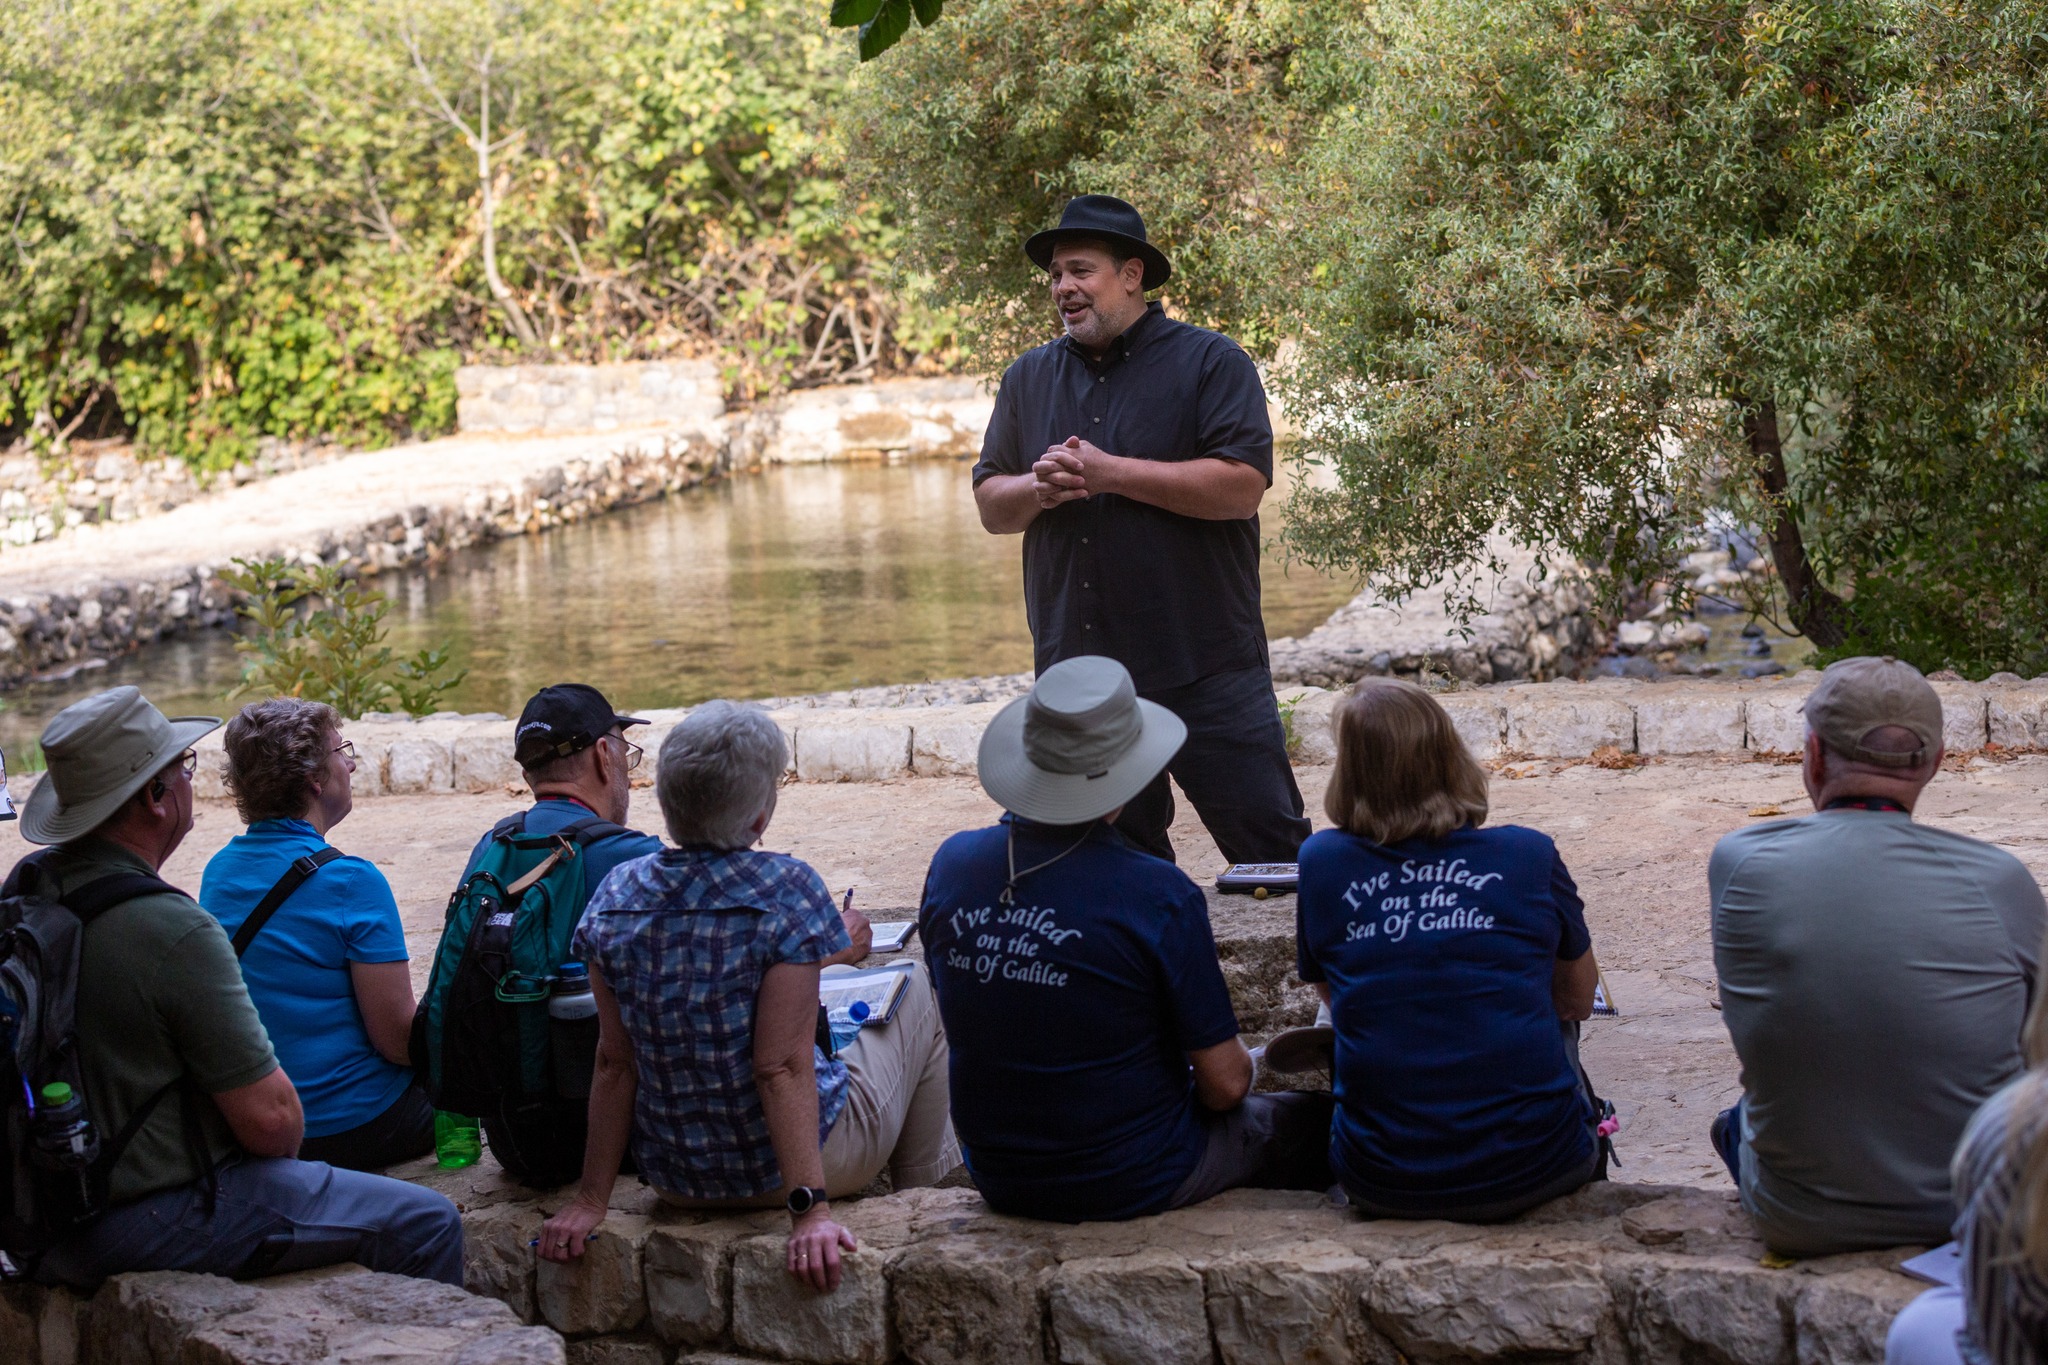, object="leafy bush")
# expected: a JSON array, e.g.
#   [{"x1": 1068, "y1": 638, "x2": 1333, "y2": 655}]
[
  {"x1": 0, "y1": 0, "x2": 947, "y2": 467},
  {"x1": 222, "y1": 557, "x2": 467, "y2": 718}
]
